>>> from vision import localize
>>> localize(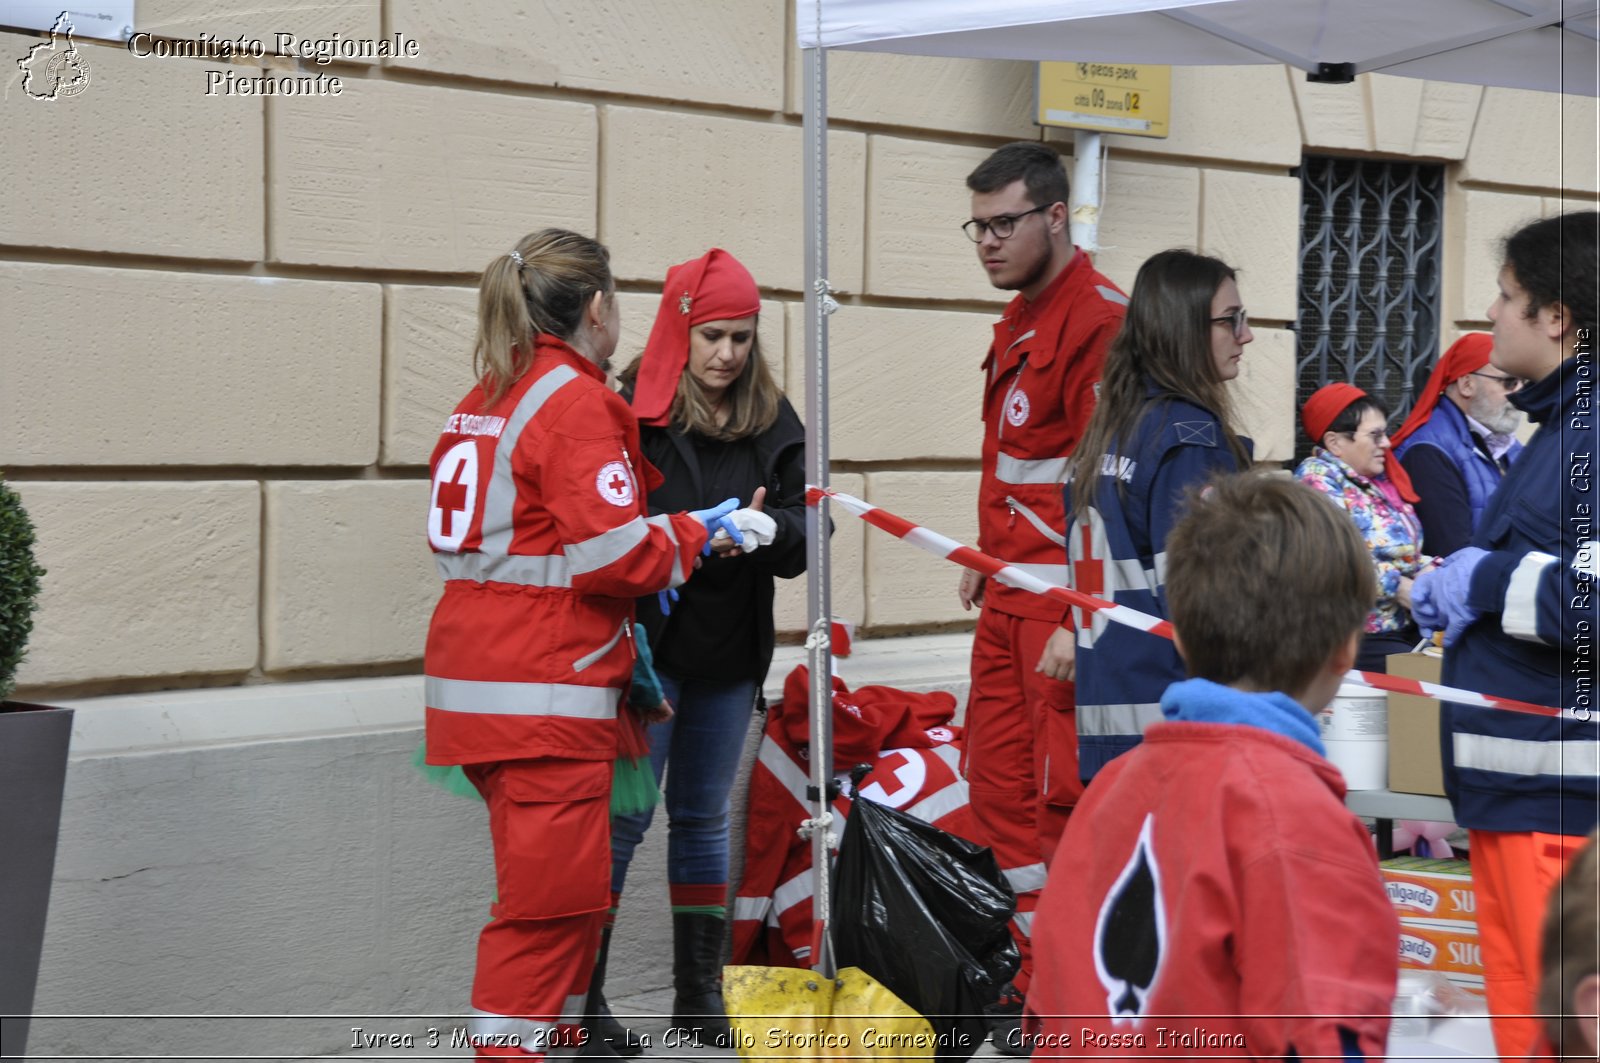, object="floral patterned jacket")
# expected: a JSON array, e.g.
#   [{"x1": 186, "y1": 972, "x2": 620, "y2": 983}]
[{"x1": 1293, "y1": 448, "x2": 1433, "y2": 634}]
